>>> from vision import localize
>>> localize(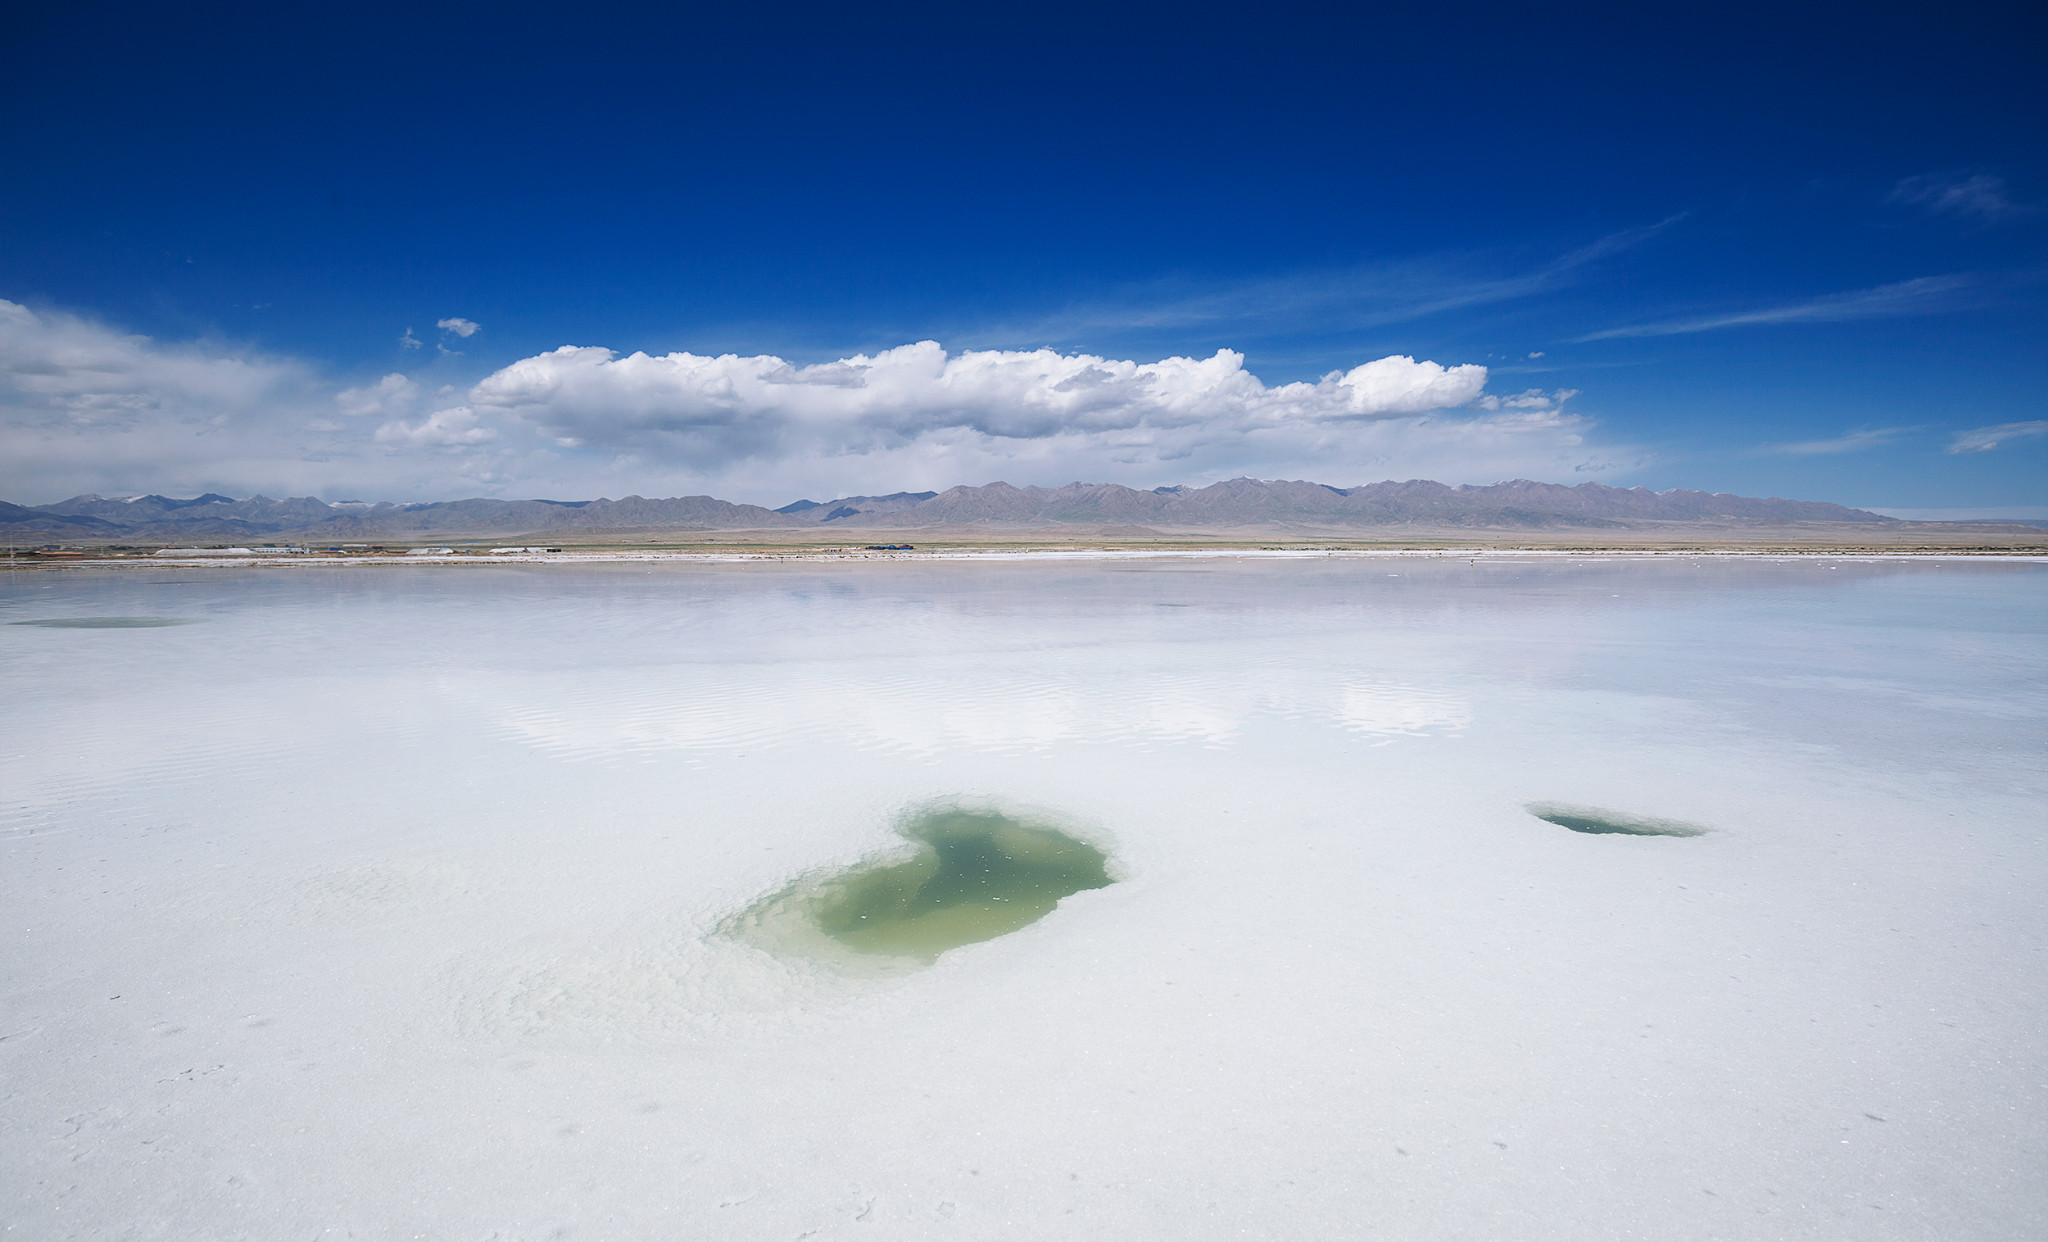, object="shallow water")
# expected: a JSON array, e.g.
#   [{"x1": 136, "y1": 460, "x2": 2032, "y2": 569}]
[
  {"x1": 1525, "y1": 801, "x2": 1709, "y2": 836},
  {"x1": 3, "y1": 556, "x2": 2044, "y2": 1240},
  {"x1": 8, "y1": 615, "x2": 196, "y2": 627},
  {"x1": 752, "y1": 805, "x2": 1116, "y2": 962}
]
